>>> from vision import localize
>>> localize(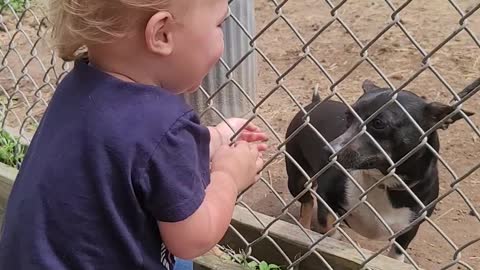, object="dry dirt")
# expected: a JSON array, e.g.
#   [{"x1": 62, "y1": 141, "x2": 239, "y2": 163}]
[
  {"x1": 1, "y1": 0, "x2": 479, "y2": 269},
  {"x1": 237, "y1": 1, "x2": 480, "y2": 270}
]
